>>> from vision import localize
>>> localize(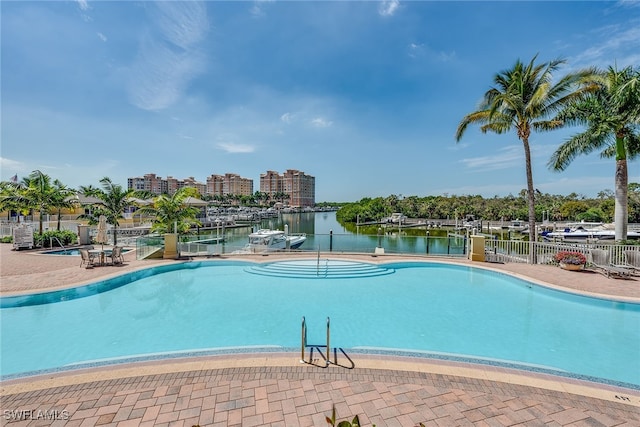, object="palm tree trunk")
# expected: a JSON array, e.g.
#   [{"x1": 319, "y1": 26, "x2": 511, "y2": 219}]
[
  {"x1": 523, "y1": 138, "x2": 537, "y2": 264},
  {"x1": 615, "y1": 159, "x2": 628, "y2": 241}
]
